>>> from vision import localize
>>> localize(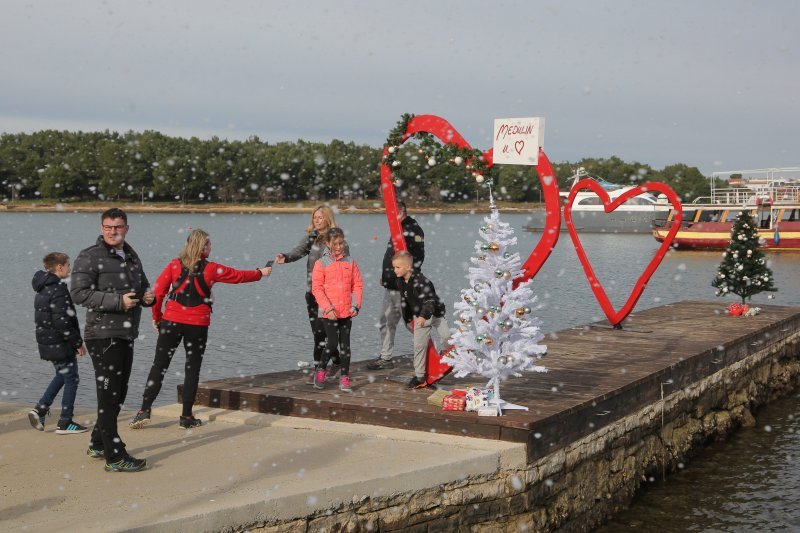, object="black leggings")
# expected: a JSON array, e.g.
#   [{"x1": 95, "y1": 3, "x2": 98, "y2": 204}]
[
  {"x1": 305, "y1": 291, "x2": 338, "y2": 365},
  {"x1": 86, "y1": 338, "x2": 134, "y2": 462},
  {"x1": 140, "y1": 321, "x2": 208, "y2": 418},
  {"x1": 320, "y1": 317, "x2": 352, "y2": 376}
]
